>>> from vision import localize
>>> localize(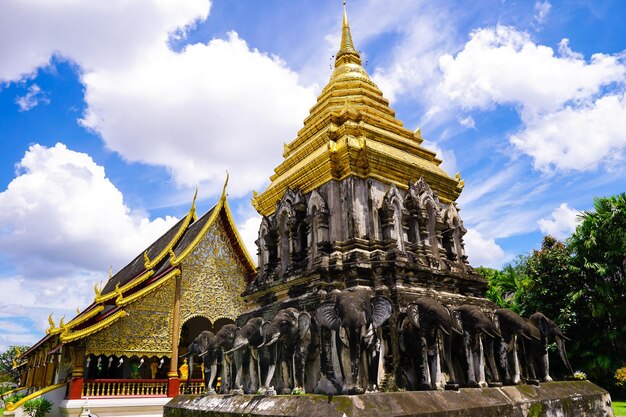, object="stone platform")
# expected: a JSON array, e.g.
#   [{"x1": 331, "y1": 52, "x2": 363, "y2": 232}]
[{"x1": 164, "y1": 381, "x2": 613, "y2": 417}]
